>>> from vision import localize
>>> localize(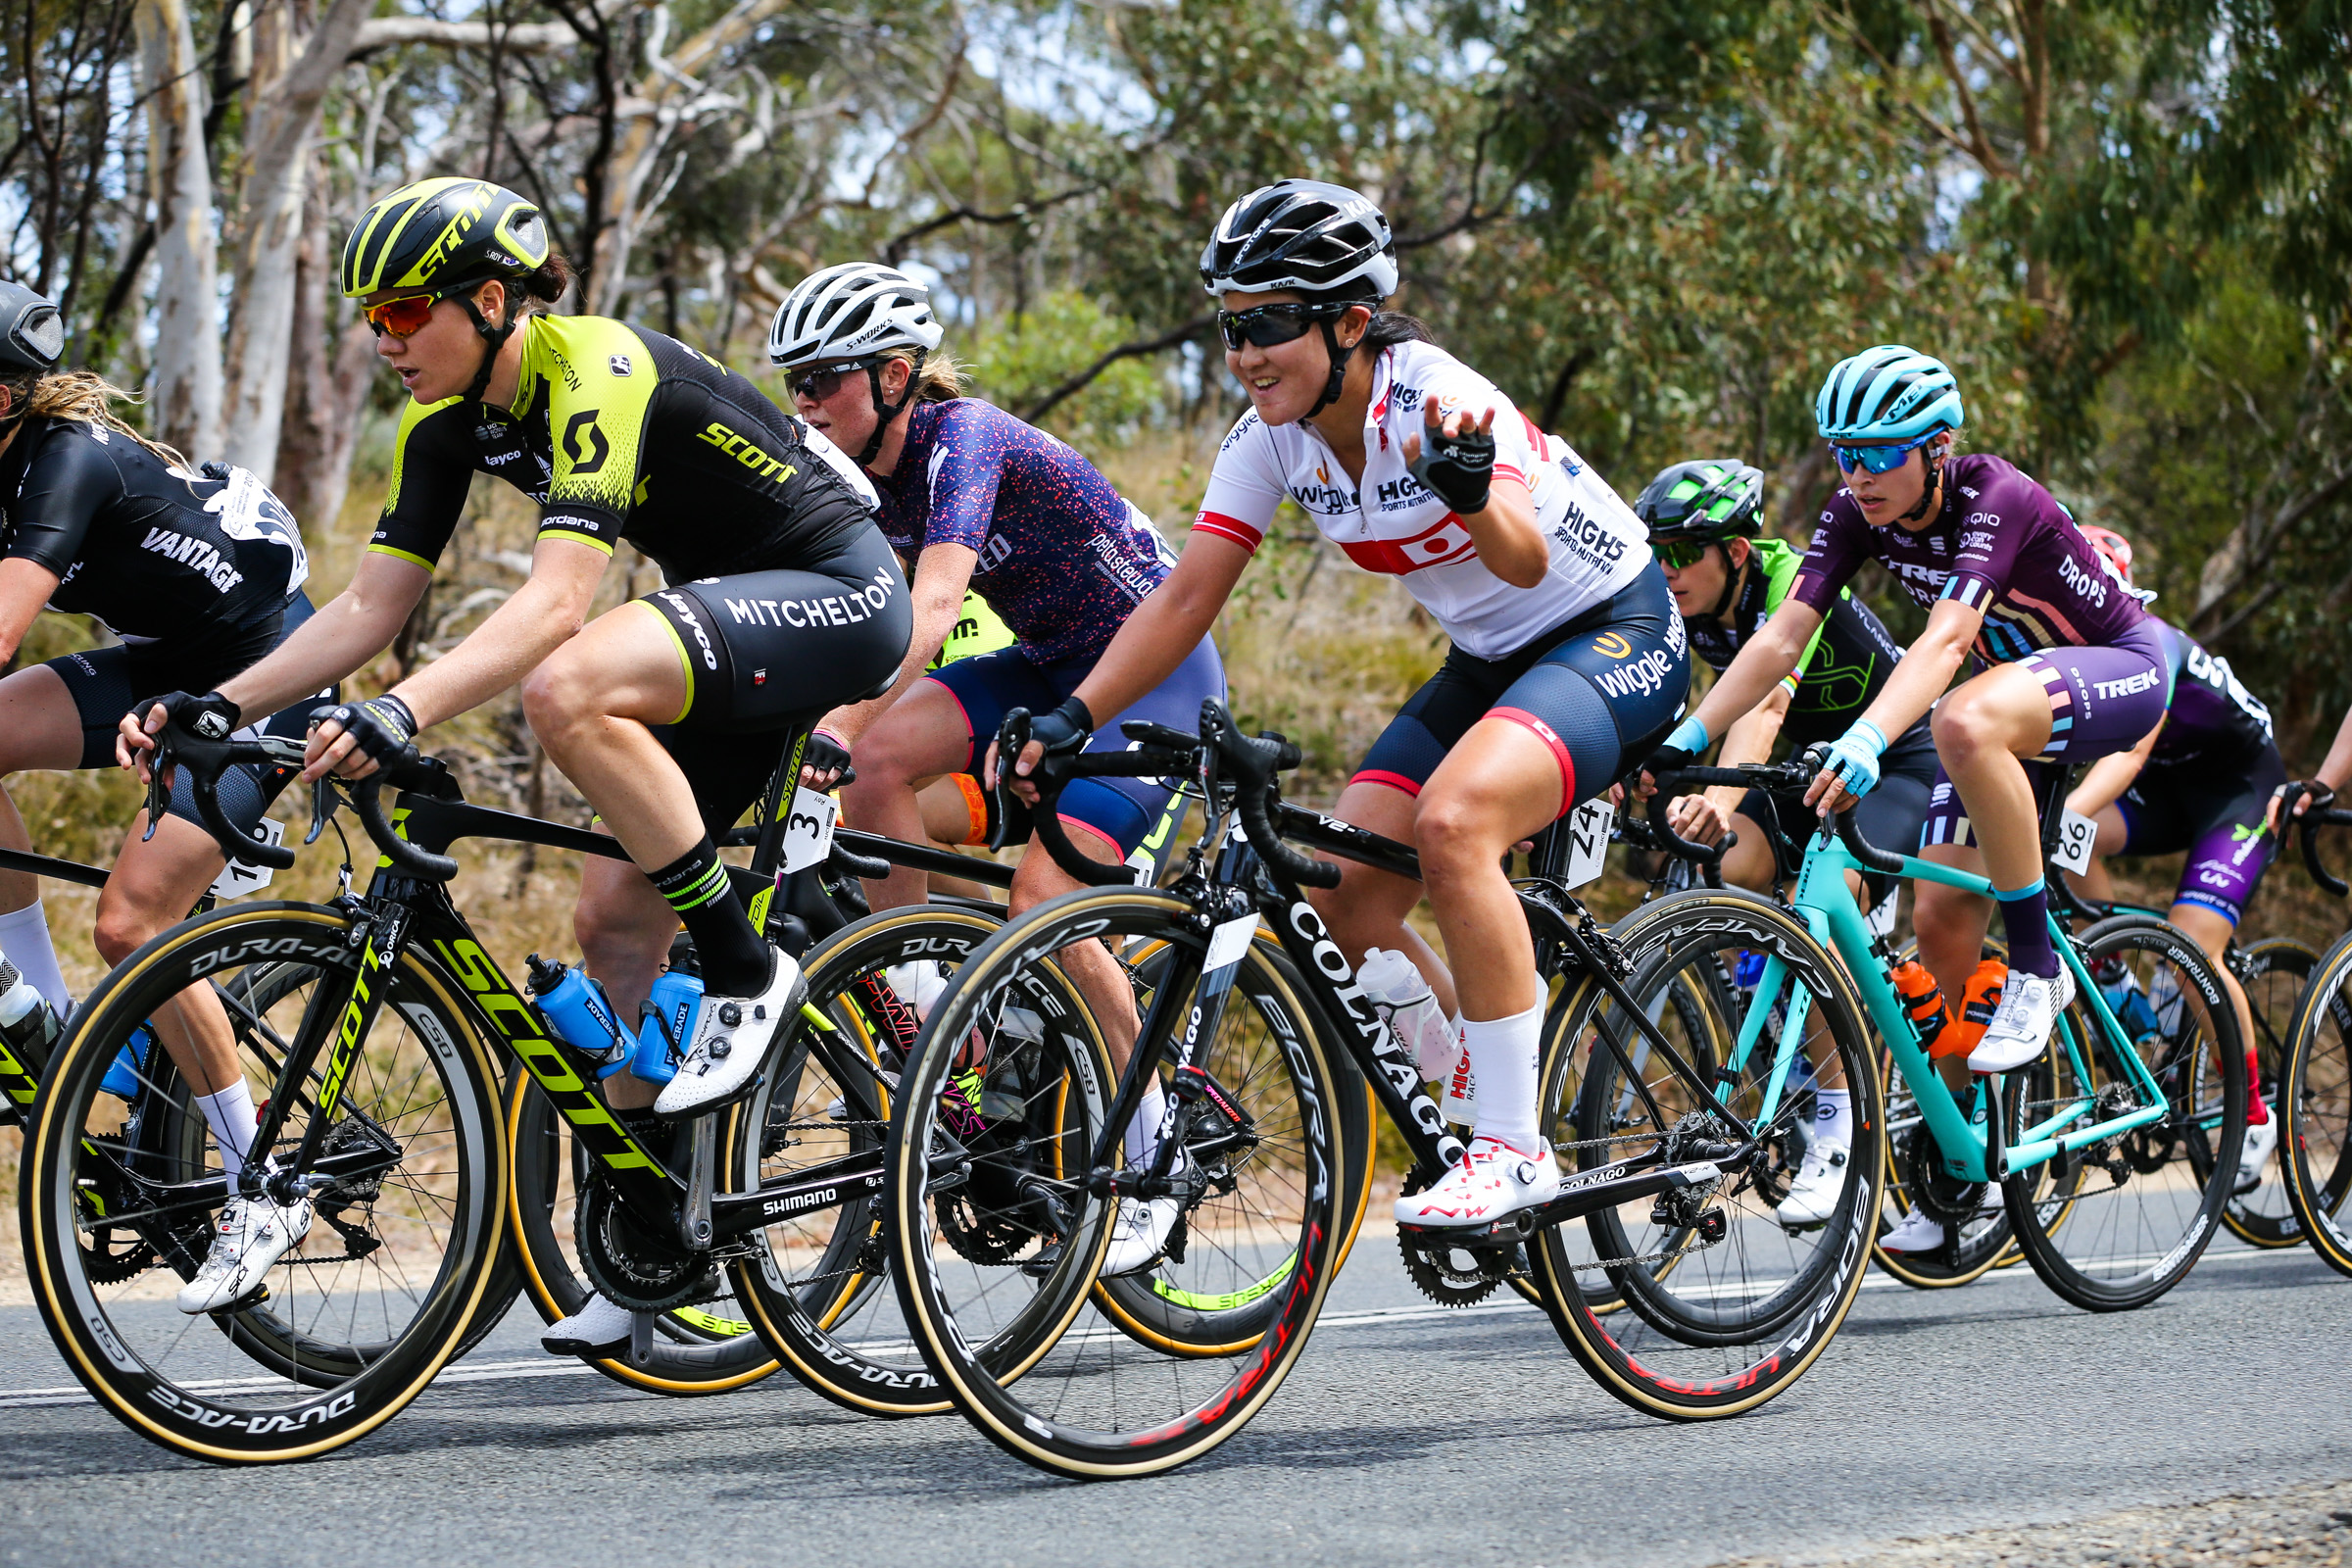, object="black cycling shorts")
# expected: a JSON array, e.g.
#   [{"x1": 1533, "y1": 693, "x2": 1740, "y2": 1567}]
[
  {"x1": 641, "y1": 529, "x2": 911, "y2": 731},
  {"x1": 2117, "y1": 747, "x2": 2287, "y2": 925},
  {"x1": 1353, "y1": 567, "x2": 1689, "y2": 820}
]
